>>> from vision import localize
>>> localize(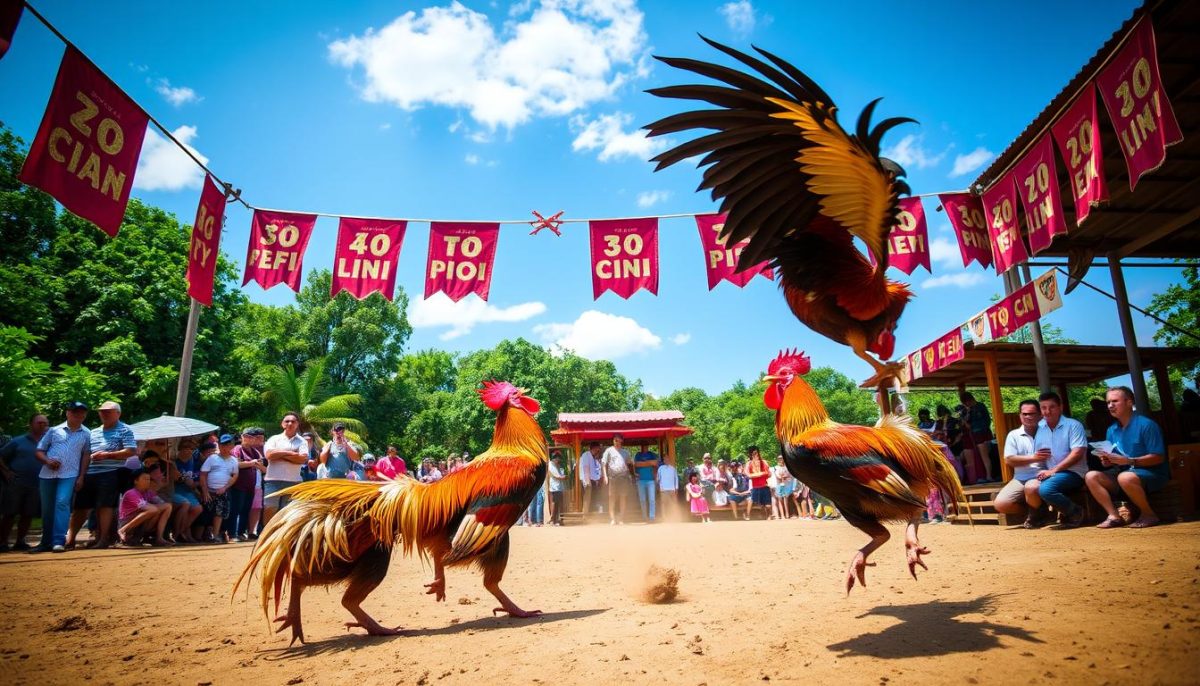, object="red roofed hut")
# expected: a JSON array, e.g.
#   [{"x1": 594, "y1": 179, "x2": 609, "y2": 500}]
[{"x1": 552, "y1": 410, "x2": 693, "y2": 513}]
